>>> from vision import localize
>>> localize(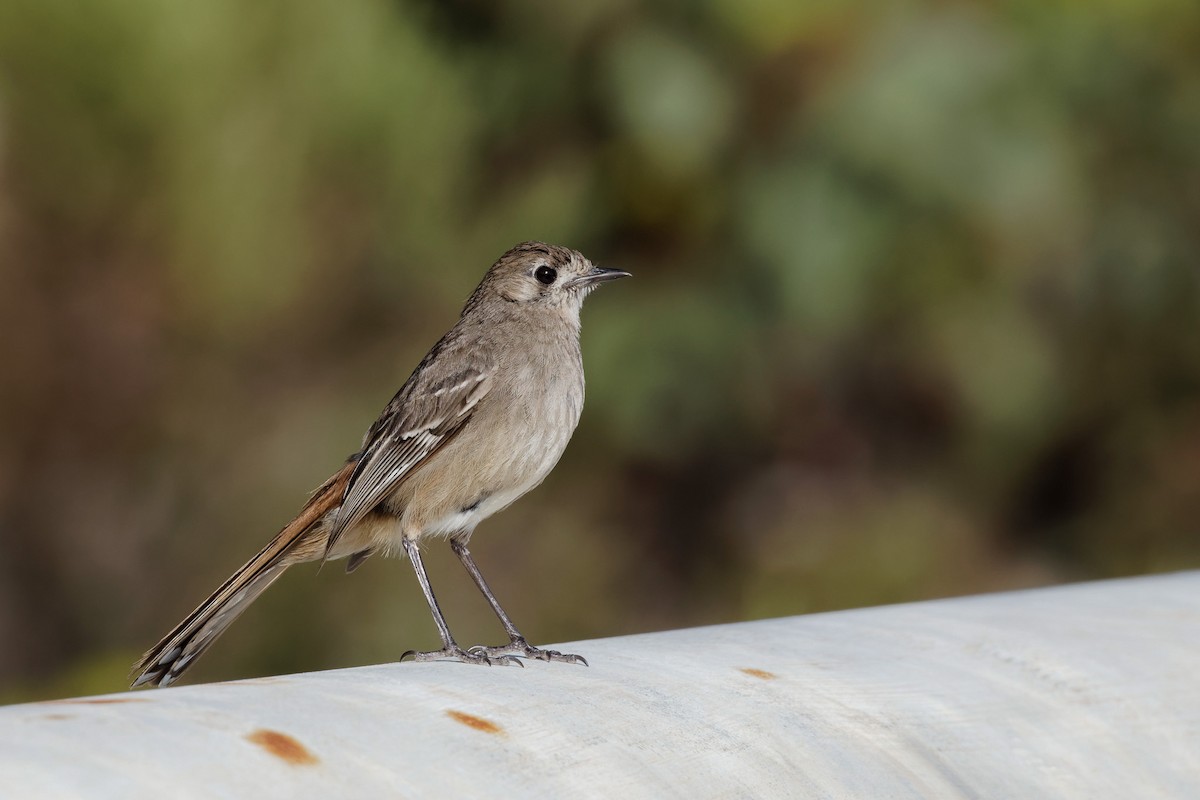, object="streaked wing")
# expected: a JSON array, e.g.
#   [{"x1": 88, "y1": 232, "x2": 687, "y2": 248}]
[{"x1": 323, "y1": 362, "x2": 494, "y2": 557}]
